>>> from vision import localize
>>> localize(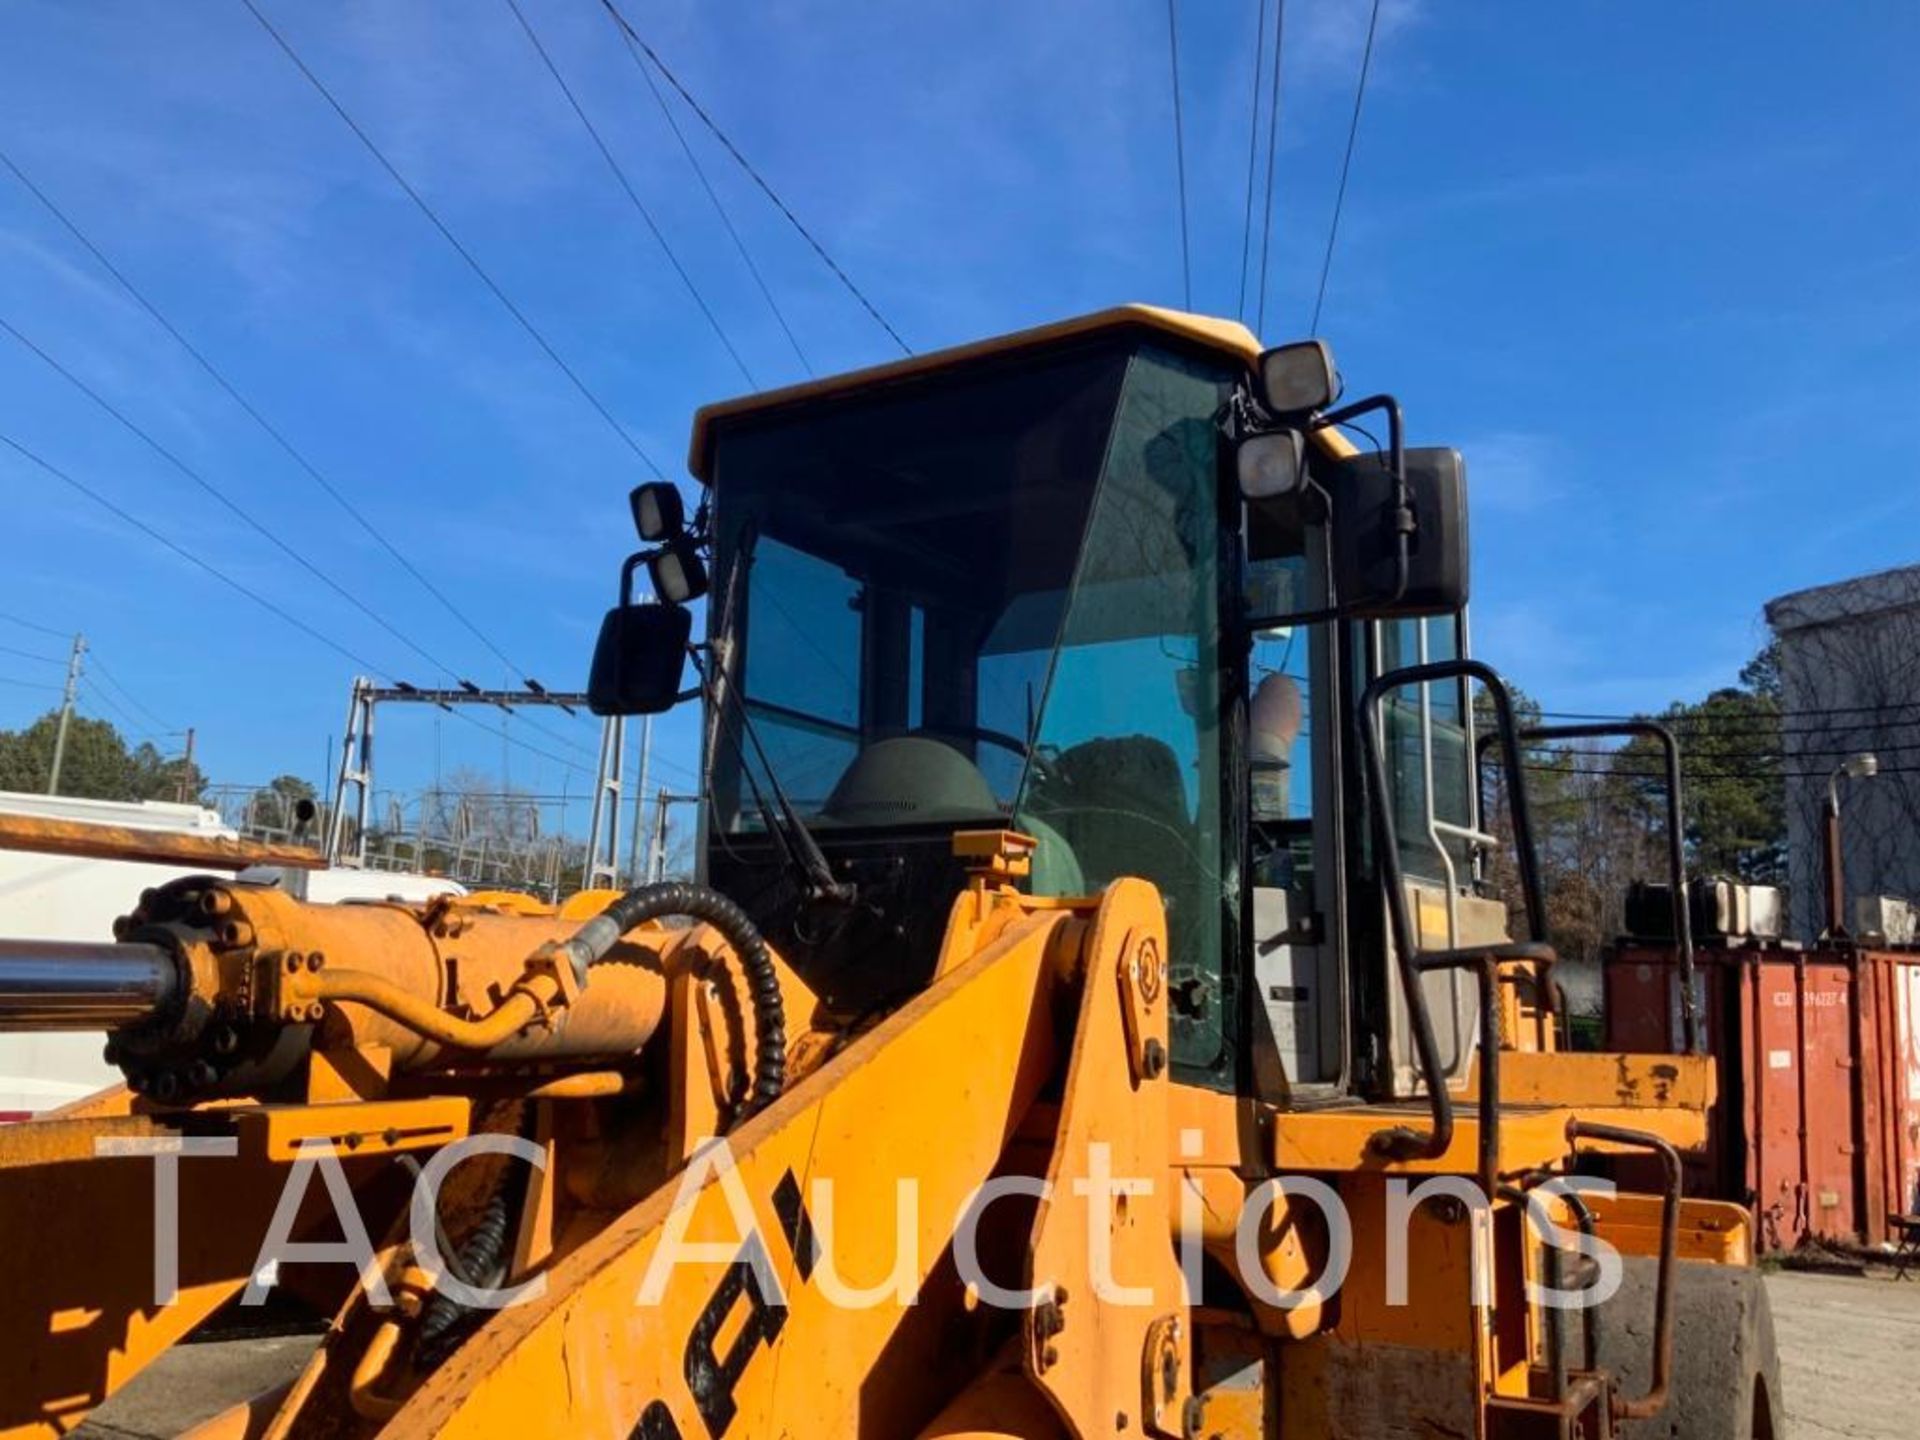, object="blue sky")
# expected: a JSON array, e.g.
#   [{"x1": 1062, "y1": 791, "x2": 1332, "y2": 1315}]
[{"x1": 1, "y1": 0, "x2": 1917, "y2": 842}]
